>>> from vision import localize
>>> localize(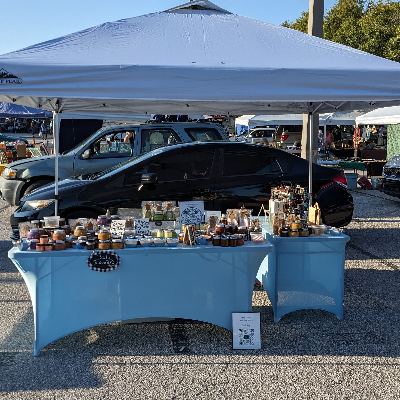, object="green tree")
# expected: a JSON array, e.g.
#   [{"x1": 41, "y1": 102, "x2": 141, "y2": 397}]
[{"x1": 282, "y1": 0, "x2": 400, "y2": 62}]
